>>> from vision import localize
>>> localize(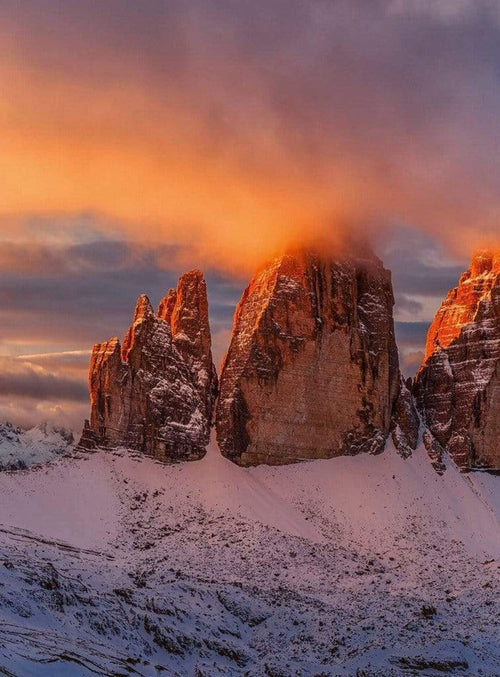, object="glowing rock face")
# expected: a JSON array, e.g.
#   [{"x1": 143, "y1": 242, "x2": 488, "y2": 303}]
[
  {"x1": 415, "y1": 250, "x2": 500, "y2": 470},
  {"x1": 78, "y1": 271, "x2": 217, "y2": 462},
  {"x1": 216, "y1": 248, "x2": 403, "y2": 466}
]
